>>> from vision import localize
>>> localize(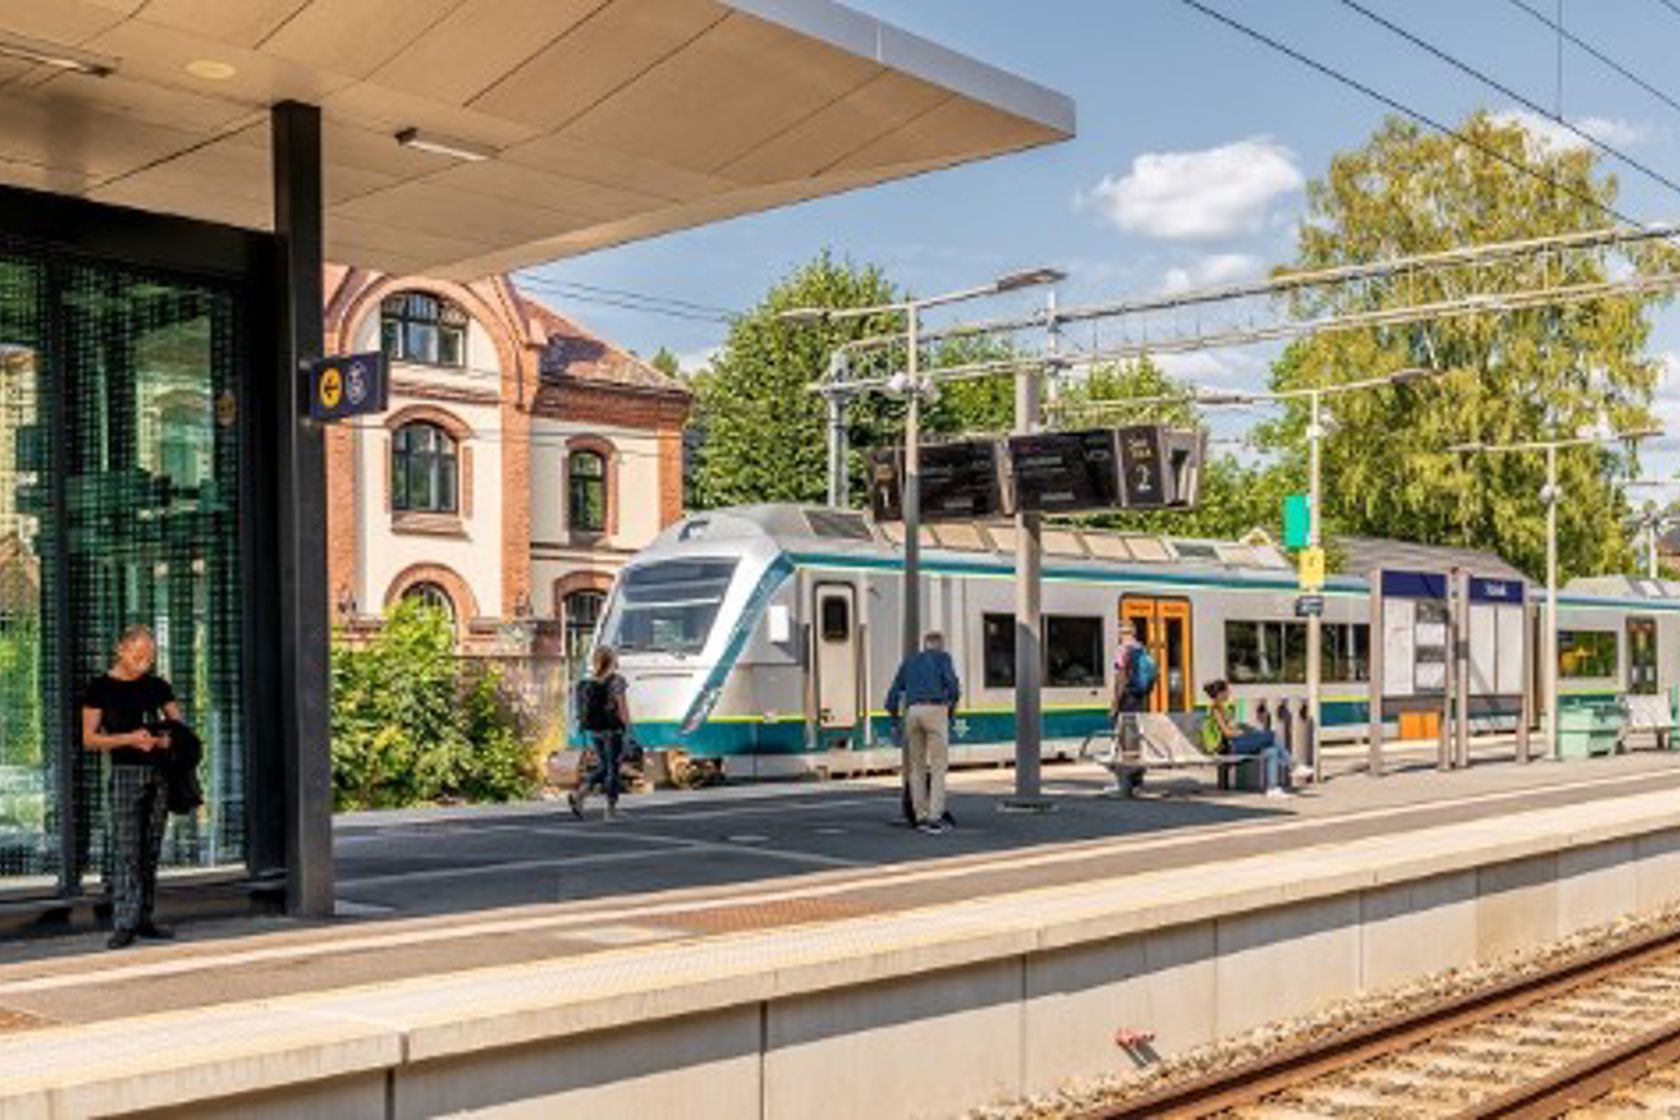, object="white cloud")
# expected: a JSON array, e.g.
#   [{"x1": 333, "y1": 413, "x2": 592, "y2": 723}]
[
  {"x1": 1081, "y1": 138, "x2": 1304, "y2": 240},
  {"x1": 1160, "y1": 252, "x2": 1264, "y2": 295},
  {"x1": 1490, "y1": 108, "x2": 1650, "y2": 155},
  {"x1": 674, "y1": 345, "x2": 721, "y2": 373},
  {"x1": 1152, "y1": 348, "x2": 1267, "y2": 384}
]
